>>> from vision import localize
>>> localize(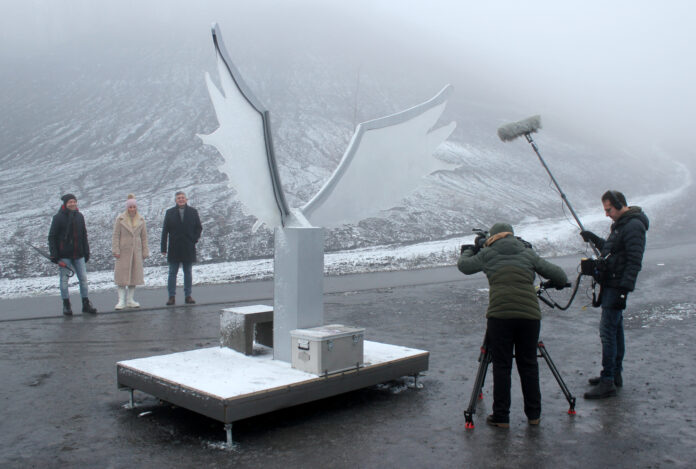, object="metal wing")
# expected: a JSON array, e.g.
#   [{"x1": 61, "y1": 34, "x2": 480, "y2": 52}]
[
  {"x1": 198, "y1": 23, "x2": 289, "y2": 232},
  {"x1": 300, "y1": 85, "x2": 456, "y2": 227}
]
